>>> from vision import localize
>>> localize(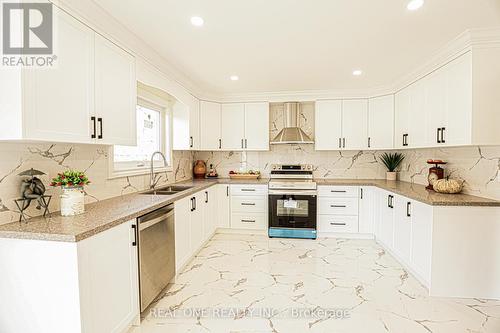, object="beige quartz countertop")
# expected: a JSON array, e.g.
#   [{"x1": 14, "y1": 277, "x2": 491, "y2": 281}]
[
  {"x1": 315, "y1": 179, "x2": 500, "y2": 207},
  {"x1": 0, "y1": 178, "x2": 268, "y2": 242},
  {"x1": 0, "y1": 177, "x2": 498, "y2": 243}
]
